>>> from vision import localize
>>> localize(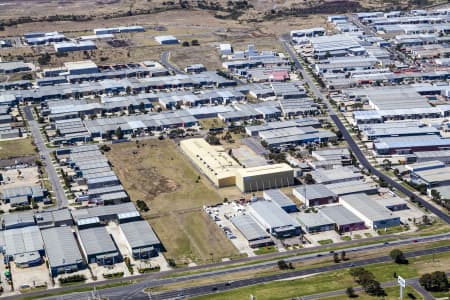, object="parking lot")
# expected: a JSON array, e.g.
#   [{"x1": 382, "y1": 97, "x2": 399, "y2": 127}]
[
  {"x1": 205, "y1": 202, "x2": 258, "y2": 257},
  {"x1": 10, "y1": 261, "x2": 49, "y2": 292}
]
